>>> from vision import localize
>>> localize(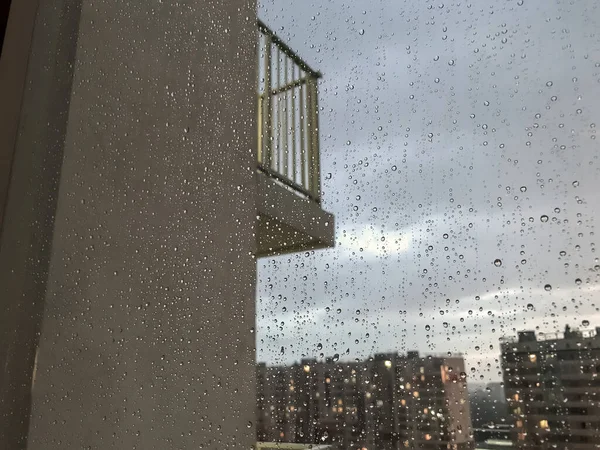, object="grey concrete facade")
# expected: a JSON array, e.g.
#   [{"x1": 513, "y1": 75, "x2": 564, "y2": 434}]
[{"x1": 1, "y1": 0, "x2": 258, "y2": 448}]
